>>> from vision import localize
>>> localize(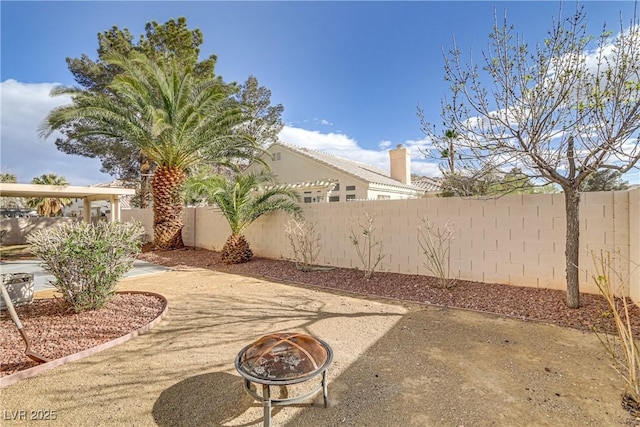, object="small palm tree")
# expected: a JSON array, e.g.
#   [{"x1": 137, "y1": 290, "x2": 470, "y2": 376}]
[
  {"x1": 26, "y1": 174, "x2": 72, "y2": 216},
  {"x1": 185, "y1": 171, "x2": 301, "y2": 264}
]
